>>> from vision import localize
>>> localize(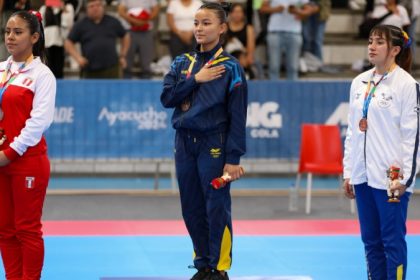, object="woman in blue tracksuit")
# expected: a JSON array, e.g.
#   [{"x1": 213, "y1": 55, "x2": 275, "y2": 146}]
[
  {"x1": 161, "y1": 2, "x2": 247, "y2": 280},
  {"x1": 343, "y1": 25, "x2": 418, "y2": 280}
]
